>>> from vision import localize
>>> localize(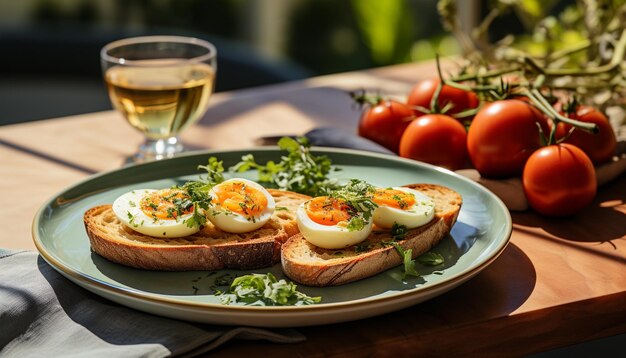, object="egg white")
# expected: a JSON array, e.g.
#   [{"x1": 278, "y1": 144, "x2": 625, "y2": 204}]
[
  {"x1": 296, "y1": 201, "x2": 373, "y2": 249},
  {"x1": 112, "y1": 189, "x2": 201, "y2": 238},
  {"x1": 206, "y1": 178, "x2": 275, "y2": 233},
  {"x1": 372, "y1": 187, "x2": 435, "y2": 229}
]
